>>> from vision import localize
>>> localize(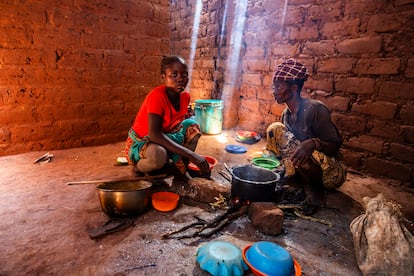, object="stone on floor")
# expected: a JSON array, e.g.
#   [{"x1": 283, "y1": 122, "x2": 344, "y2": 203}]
[{"x1": 248, "y1": 202, "x2": 284, "y2": 235}]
